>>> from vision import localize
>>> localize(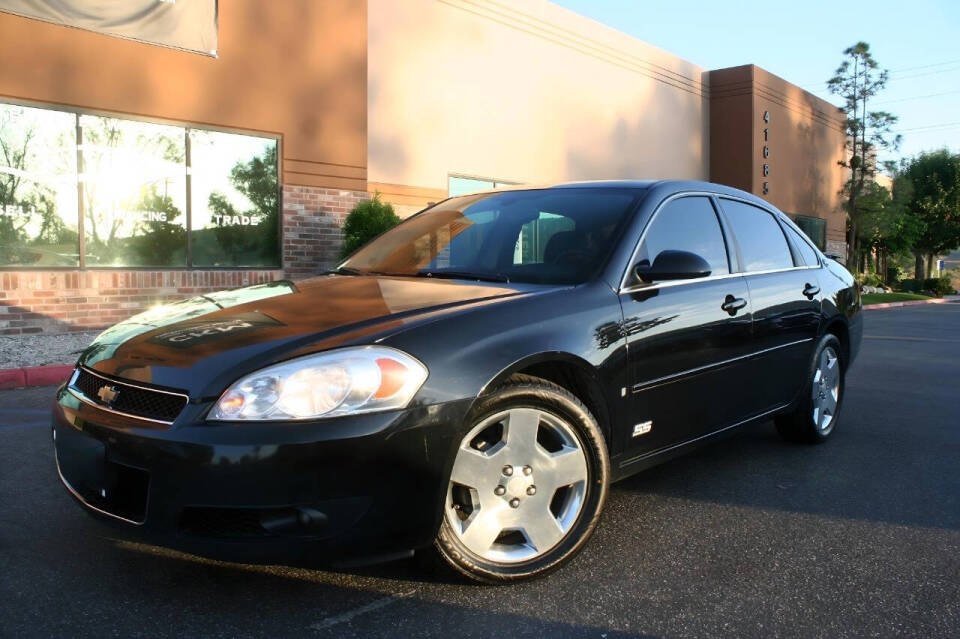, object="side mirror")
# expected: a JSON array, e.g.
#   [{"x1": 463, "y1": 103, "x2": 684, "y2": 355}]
[{"x1": 634, "y1": 250, "x2": 712, "y2": 283}]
